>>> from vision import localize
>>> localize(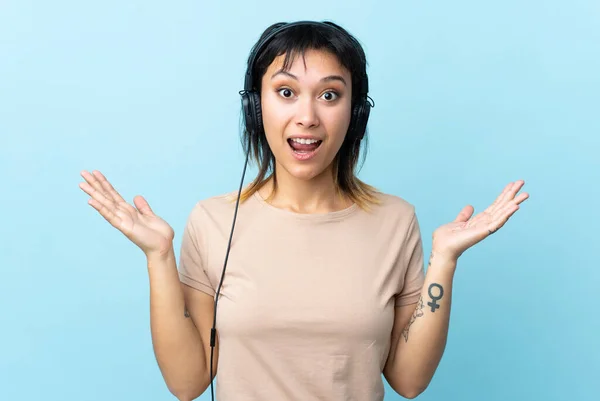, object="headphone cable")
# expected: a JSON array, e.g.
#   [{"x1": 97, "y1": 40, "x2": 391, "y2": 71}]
[{"x1": 209, "y1": 146, "x2": 251, "y2": 401}]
